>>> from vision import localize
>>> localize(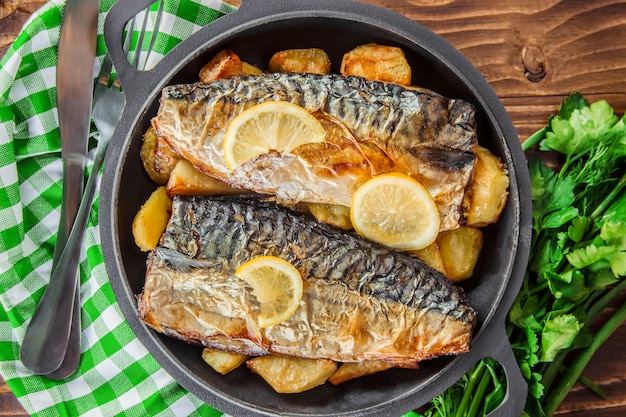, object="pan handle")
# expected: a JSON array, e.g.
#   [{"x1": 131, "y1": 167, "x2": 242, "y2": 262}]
[
  {"x1": 103, "y1": 0, "x2": 157, "y2": 96},
  {"x1": 480, "y1": 325, "x2": 528, "y2": 417},
  {"x1": 103, "y1": 0, "x2": 242, "y2": 99}
]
